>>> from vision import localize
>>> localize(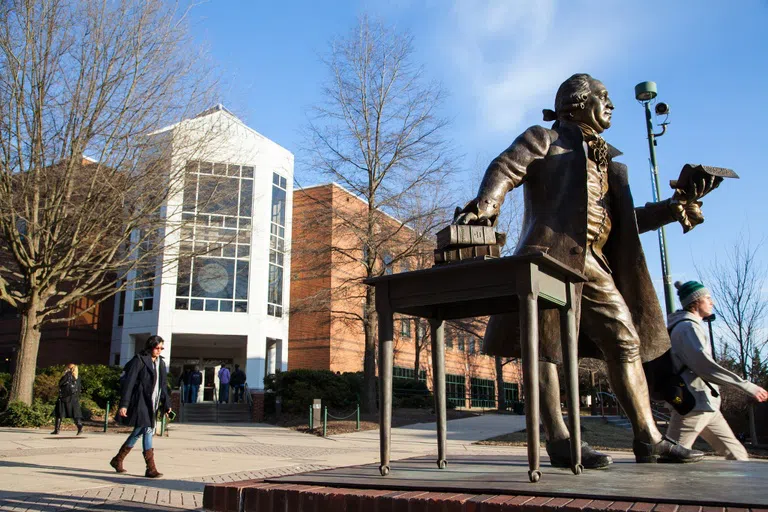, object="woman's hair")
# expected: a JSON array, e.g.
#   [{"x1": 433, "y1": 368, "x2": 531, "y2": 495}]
[
  {"x1": 63, "y1": 363, "x2": 78, "y2": 380},
  {"x1": 140, "y1": 335, "x2": 165, "y2": 355}
]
